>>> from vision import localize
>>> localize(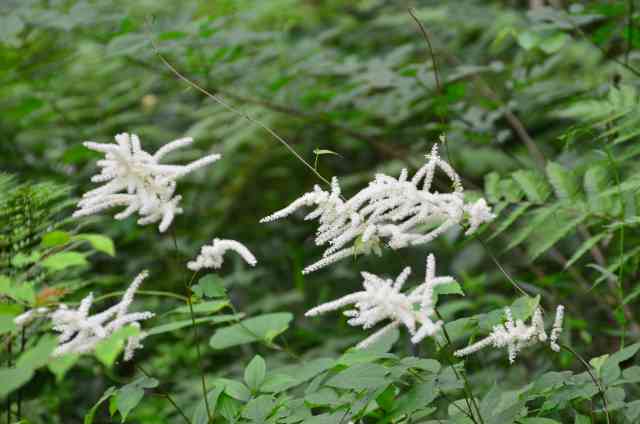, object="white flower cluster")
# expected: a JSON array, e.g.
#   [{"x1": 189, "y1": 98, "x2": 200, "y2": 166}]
[
  {"x1": 306, "y1": 254, "x2": 453, "y2": 348},
  {"x1": 261, "y1": 145, "x2": 495, "y2": 273},
  {"x1": 187, "y1": 238, "x2": 257, "y2": 271},
  {"x1": 454, "y1": 305, "x2": 565, "y2": 363},
  {"x1": 73, "y1": 133, "x2": 220, "y2": 232},
  {"x1": 14, "y1": 271, "x2": 154, "y2": 361}
]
